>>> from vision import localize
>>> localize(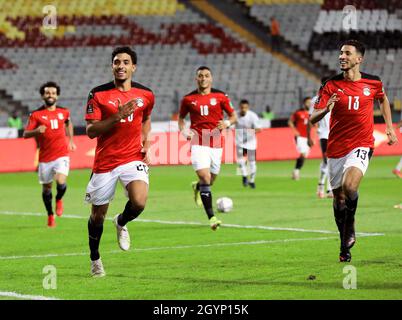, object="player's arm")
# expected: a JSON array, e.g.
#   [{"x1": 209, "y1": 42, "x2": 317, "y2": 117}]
[
  {"x1": 86, "y1": 98, "x2": 135, "y2": 139},
  {"x1": 310, "y1": 93, "x2": 339, "y2": 124},
  {"x1": 65, "y1": 119, "x2": 77, "y2": 151},
  {"x1": 287, "y1": 115, "x2": 299, "y2": 136},
  {"x1": 23, "y1": 115, "x2": 46, "y2": 138},
  {"x1": 378, "y1": 94, "x2": 398, "y2": 145},
  {"x1": 306, "y1": 120, "x2": 315, "y2": 147}
]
